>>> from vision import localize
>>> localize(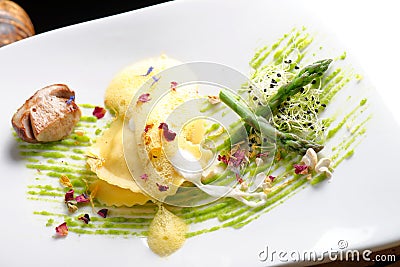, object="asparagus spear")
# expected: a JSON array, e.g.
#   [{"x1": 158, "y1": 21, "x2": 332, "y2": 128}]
[
  {"x1": 219, "y1": 89, "x2": 324, "y2": 153},
  {"x1": 255, "y1": 59, "x2": 333, "y2": 117}
]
